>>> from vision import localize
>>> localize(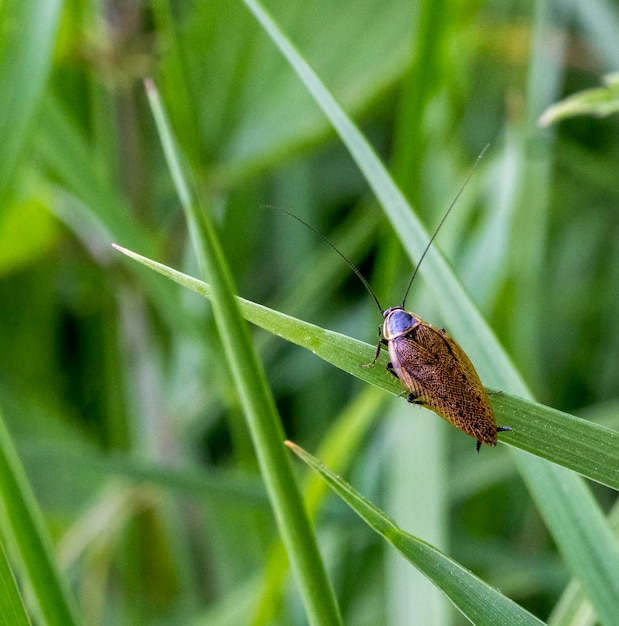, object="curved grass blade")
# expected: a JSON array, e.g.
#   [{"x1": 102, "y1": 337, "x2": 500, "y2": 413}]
[
  {"x1": 539, "y1": 72, "x2": 619, "y2": 127},
  {"x1": 286, "y1": 441, "x2": 545, "y2": 625},
  {"x1": 109, "y1": 248, "x2": 619, "y2": 493}
]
